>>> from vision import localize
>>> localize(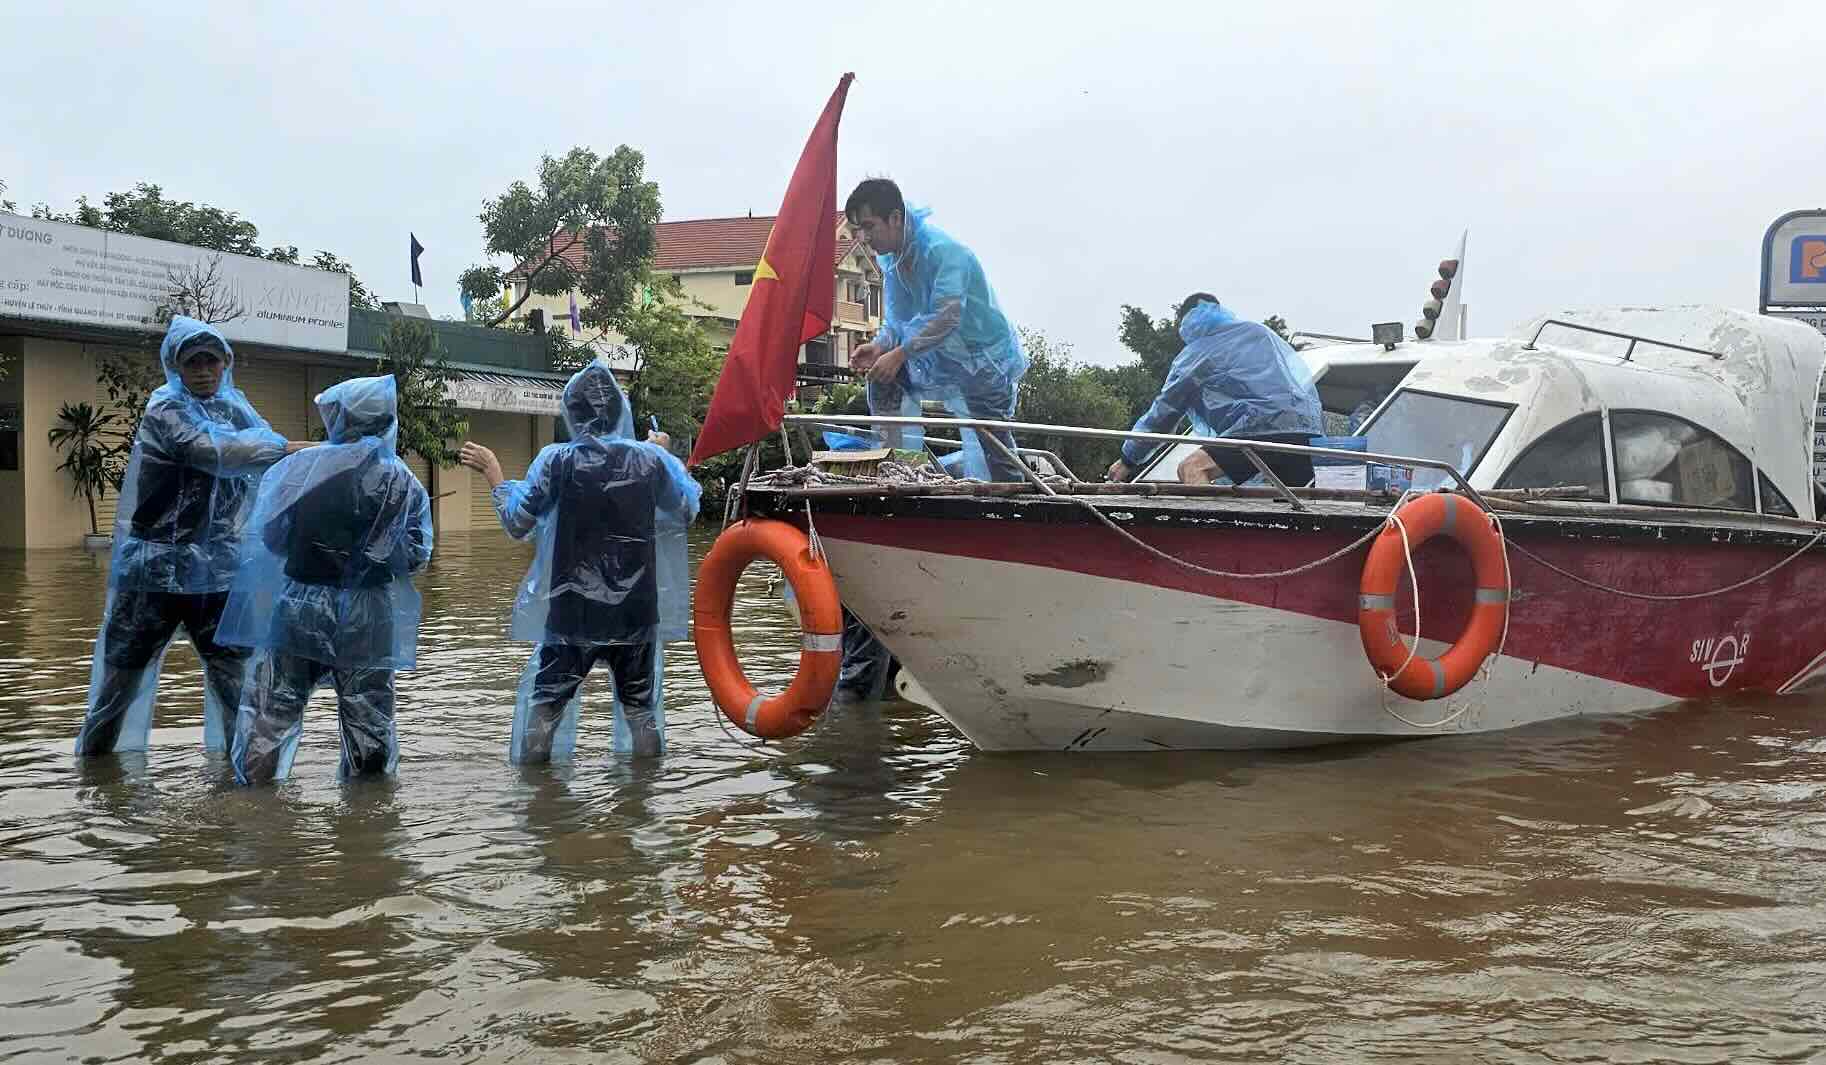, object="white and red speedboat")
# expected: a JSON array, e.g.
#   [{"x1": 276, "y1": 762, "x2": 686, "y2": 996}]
[{"x1": 732, "y1": 306, "x2": 1826, "y2": 752}]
